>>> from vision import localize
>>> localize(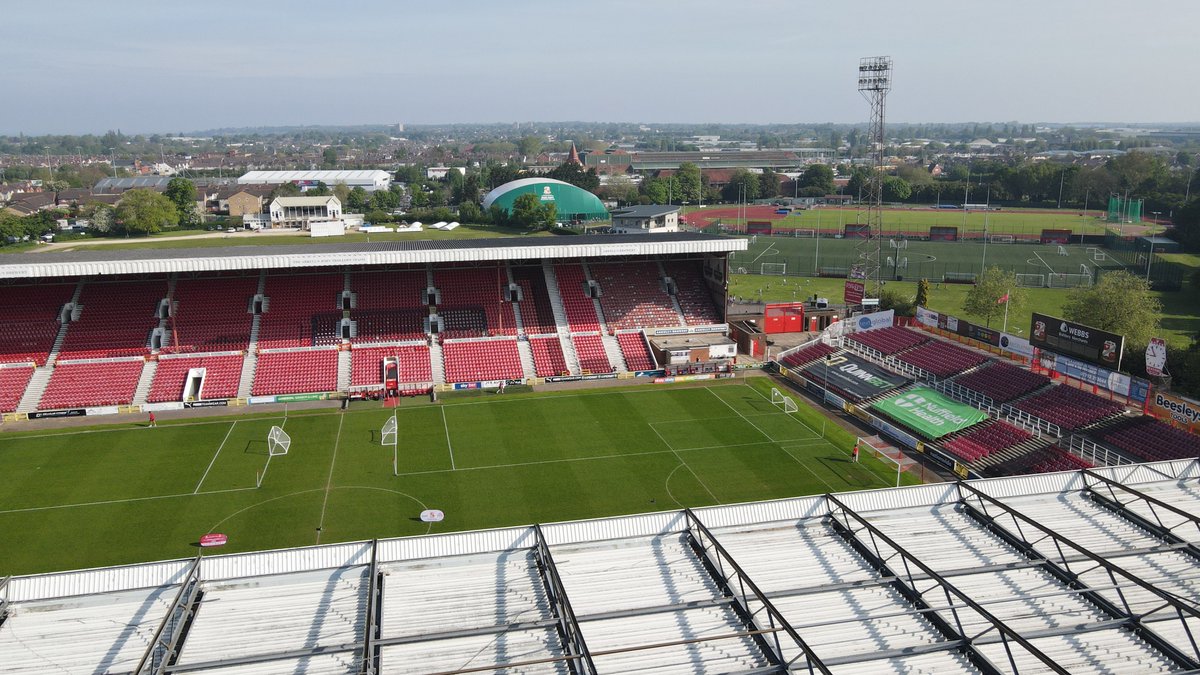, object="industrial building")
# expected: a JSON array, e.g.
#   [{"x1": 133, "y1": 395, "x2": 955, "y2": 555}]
[
  {"x1": 610, "y1": 205, "x2": 680, "y2": 234},
  {"x1": 237, "y1": 170, "x2": 392, "y2": 192}
]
